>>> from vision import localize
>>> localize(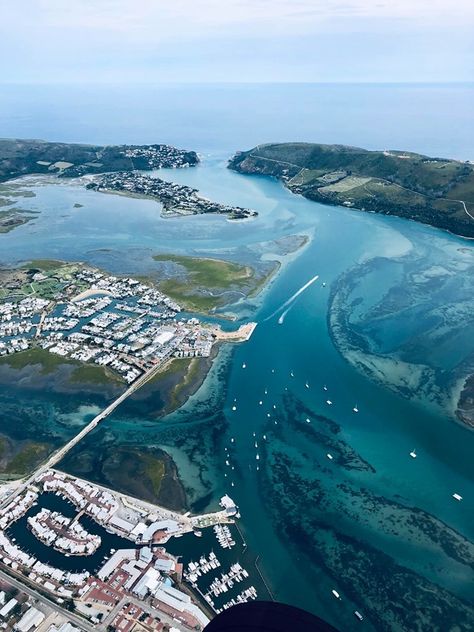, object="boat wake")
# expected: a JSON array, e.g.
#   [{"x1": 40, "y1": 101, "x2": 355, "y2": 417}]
[
  {"x1": 265, "y1": 274, "x2": 319, "y2": 323},
  {"x1": 278, "y1": 307, "x2": 291, "y2": 325}
]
